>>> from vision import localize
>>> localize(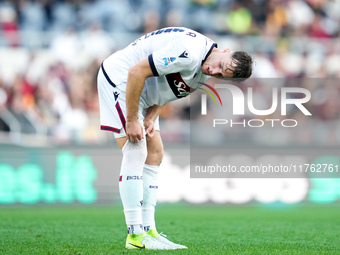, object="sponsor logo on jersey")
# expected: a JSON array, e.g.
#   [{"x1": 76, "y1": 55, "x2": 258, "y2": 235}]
[
  {"x1": 119, "y1": 175, "x2": 122, "y2": 182},
  {"x1": 126, "y1": 176, "x2": 143, "y2": 180},
  {"x1": 149, "y1": 185, "x2": 158, "y2": 189},
  {"x1": 166, "y1": 73, "x2": 194, "y2": 98},
  {"x1": 179, "y1": 50, "x2": 188, "y2": 58},
  {"x1": 163, "y1": 57, "x2": 176, "y2": 66}
]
